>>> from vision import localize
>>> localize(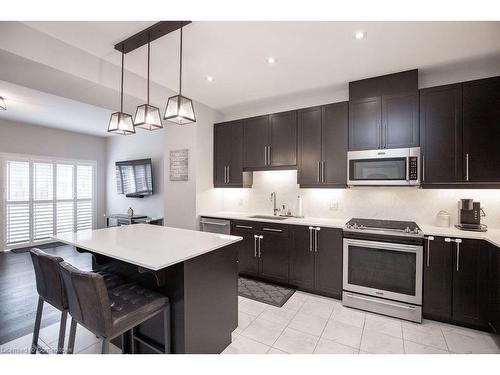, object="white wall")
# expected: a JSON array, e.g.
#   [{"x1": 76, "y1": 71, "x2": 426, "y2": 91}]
[
  {"x1": 106, "y1": 128, "x2": 165, "y2": 220},
  {"x1": 105, "y1": 103, "x2": 224, "y2": 230},
  {"x1": 0, "y1": 118, "x2": 107, "y2": 229},
  {"x1": 218, "y1": 170, "x2": 500, "y2": 228},
  {"x1": 221, "y1": 56, "x2": 500, "y2": 122}
]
